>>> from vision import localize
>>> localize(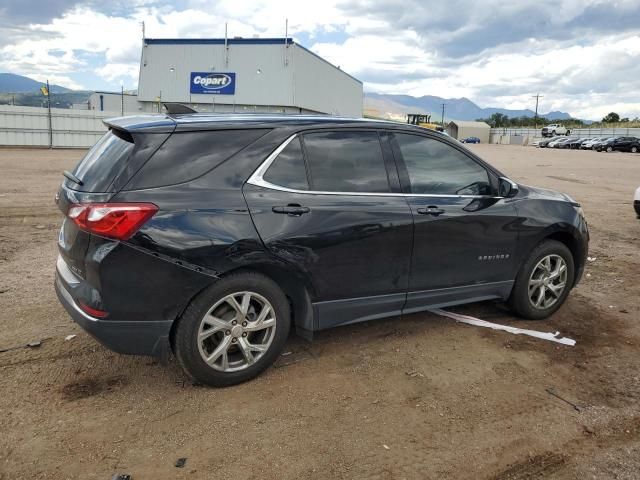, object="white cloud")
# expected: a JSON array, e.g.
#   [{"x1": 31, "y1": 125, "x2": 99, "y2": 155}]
[{"x1": 1, "y1": 1, "x2": 639, "y2": 119}]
